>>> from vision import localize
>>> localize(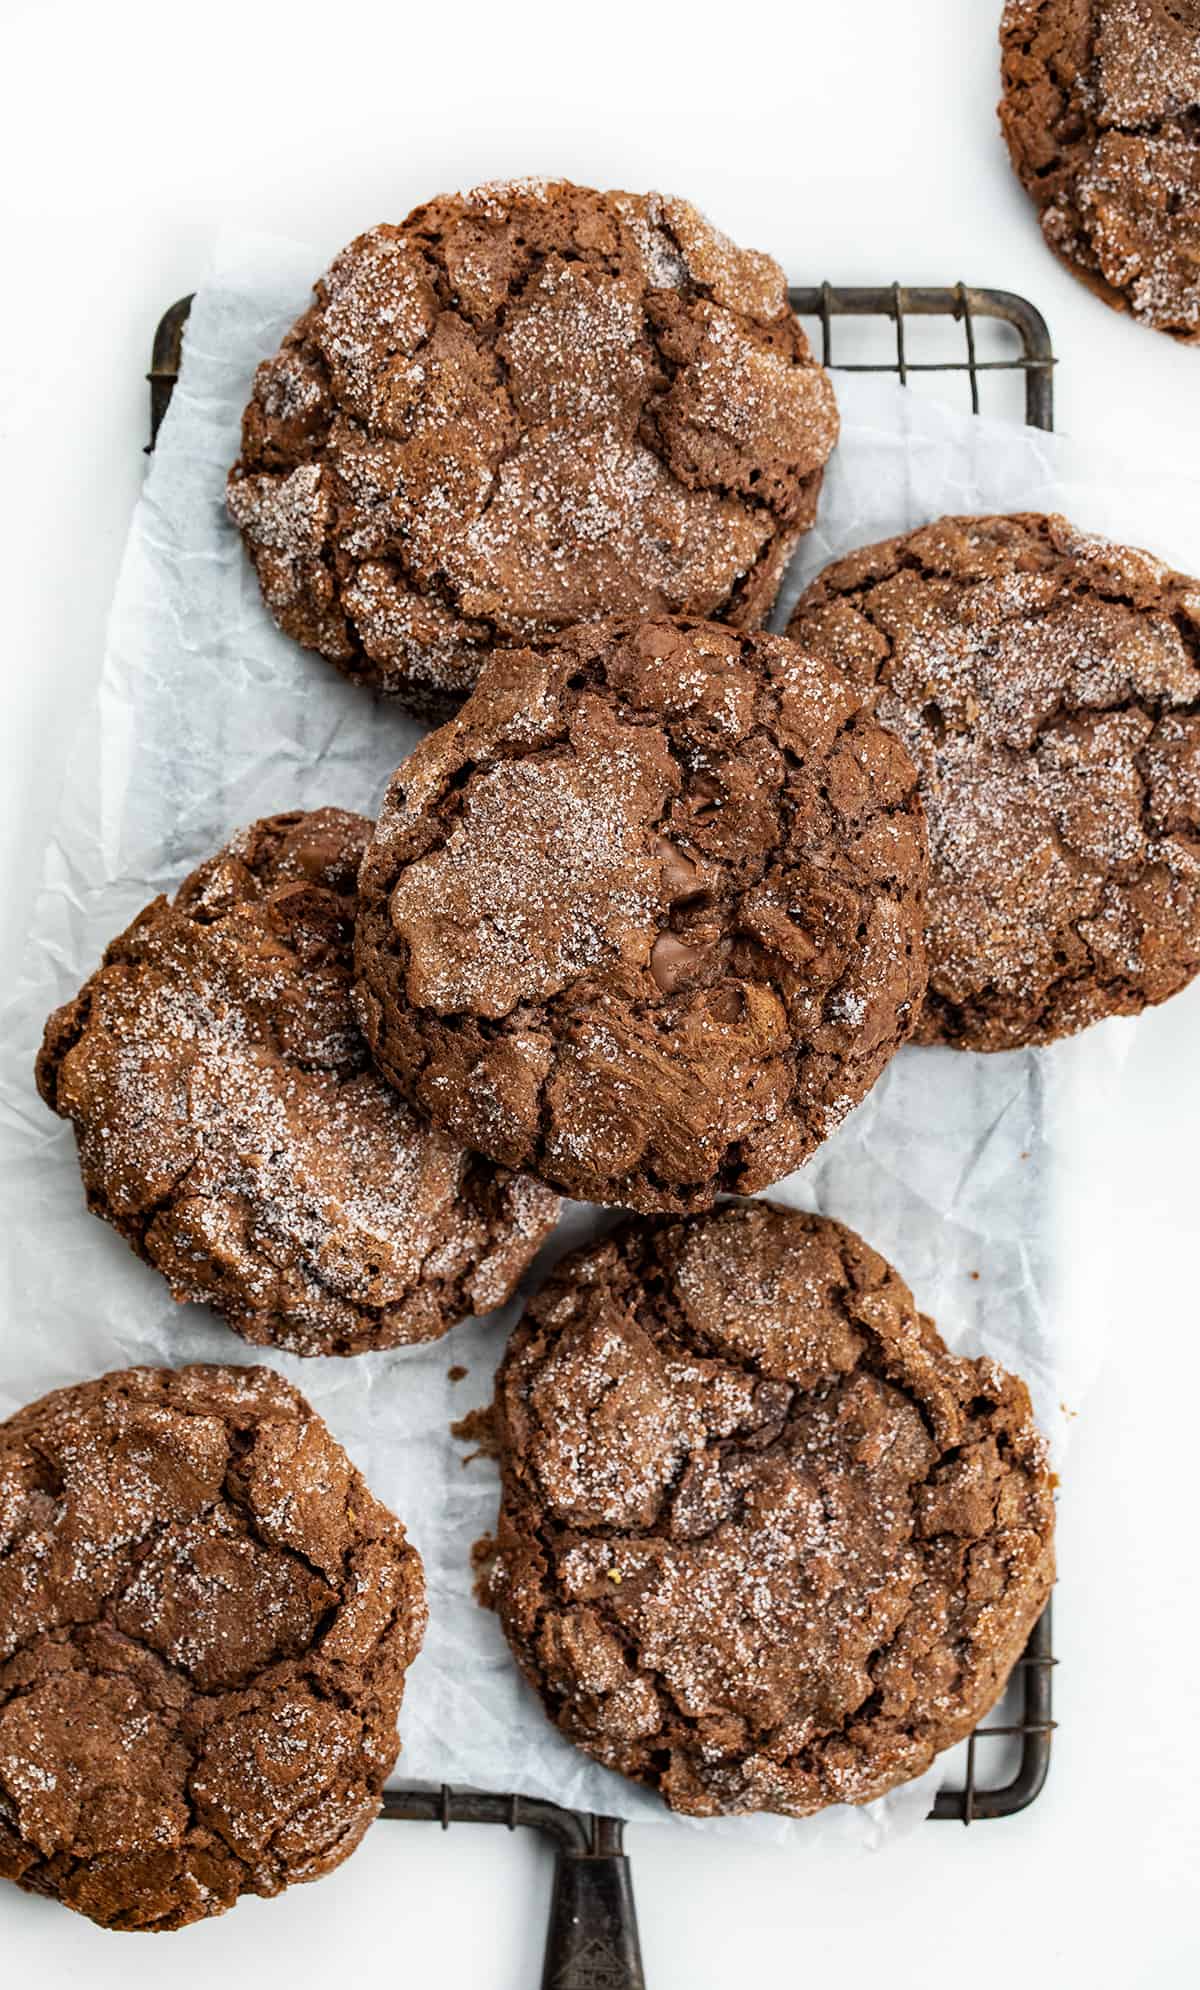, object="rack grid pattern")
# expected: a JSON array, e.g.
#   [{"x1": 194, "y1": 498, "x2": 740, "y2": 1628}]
[{"x1": 145, "y1": 280, "x2": 1061, "y2": 1990}]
